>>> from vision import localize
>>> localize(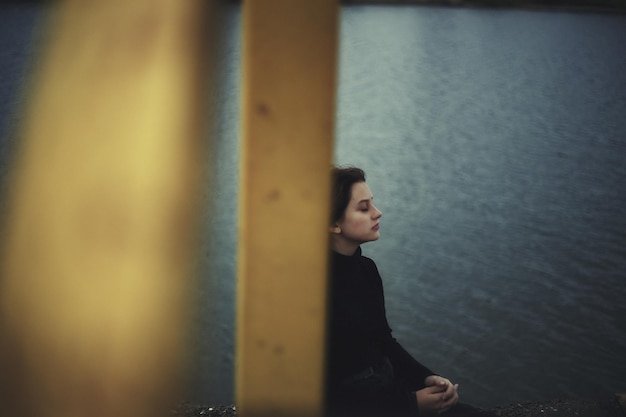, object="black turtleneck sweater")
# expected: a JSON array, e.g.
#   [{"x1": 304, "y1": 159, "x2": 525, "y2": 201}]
[{"x1": 327, "y1": 247, "x2": 434, "y2": 416}]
